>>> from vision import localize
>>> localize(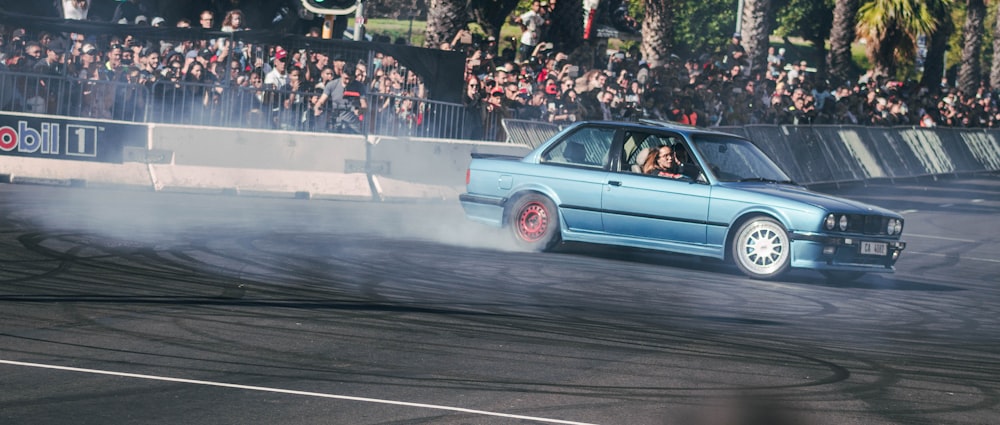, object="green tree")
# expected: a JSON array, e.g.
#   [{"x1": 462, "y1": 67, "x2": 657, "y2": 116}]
[
  {"x1": 992, "y1": 2, "x2": 1000, "y2": 88},
  {"x1": 641, "y1": 0, "x2": 675, "y2": 67},
  {"x1": 469, "y1": 0, "x2": 521, "y2": 40},
  {"x1": 922, "y1": 0, "x2": 954, "y2": 92},
  {"x1": 424, "y1": 0, "x2": 469, "y2": 48},
  {"x1": 776, "y1": 0, "x2": 834, "y2": 78},
  {"x1": 856, "y1": 0, "x2": 937, "y2": 78},
  {"x1": 740, "y1": 0, "x2": 775, "y2": 76},
  {"x1": 957, "y1": 0, "x2": 986, "y2": 95},
  {"x1": 671, "y1": 0, "x2": 737, "y2": 58},
  {"x1": 827, "y1": 0, "x2": 861, "y2": 85}
]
